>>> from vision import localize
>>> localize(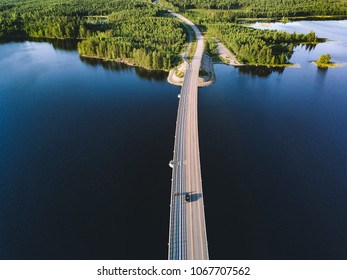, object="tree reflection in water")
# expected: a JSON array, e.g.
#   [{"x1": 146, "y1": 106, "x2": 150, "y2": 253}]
[{"x1": 237, "y1": 65, "x2": 285, "y2": 77}]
